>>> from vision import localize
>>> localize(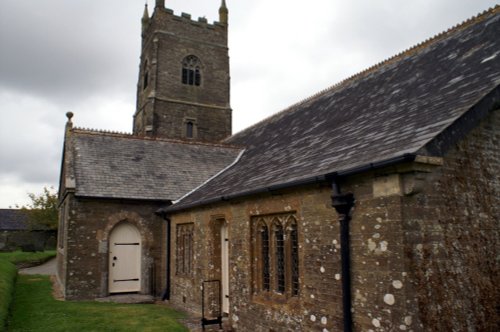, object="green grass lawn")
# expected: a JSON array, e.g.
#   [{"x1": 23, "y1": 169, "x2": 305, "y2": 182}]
[
  {"x1": 0, "y1": 250, "x2": 56, "y2": 266},
  {"x1": 8, "y1": 275, "x2": 188, "y2": 332},
  {"x1": 0, "y1": 259, "x2": 17, "y2": 332}
]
